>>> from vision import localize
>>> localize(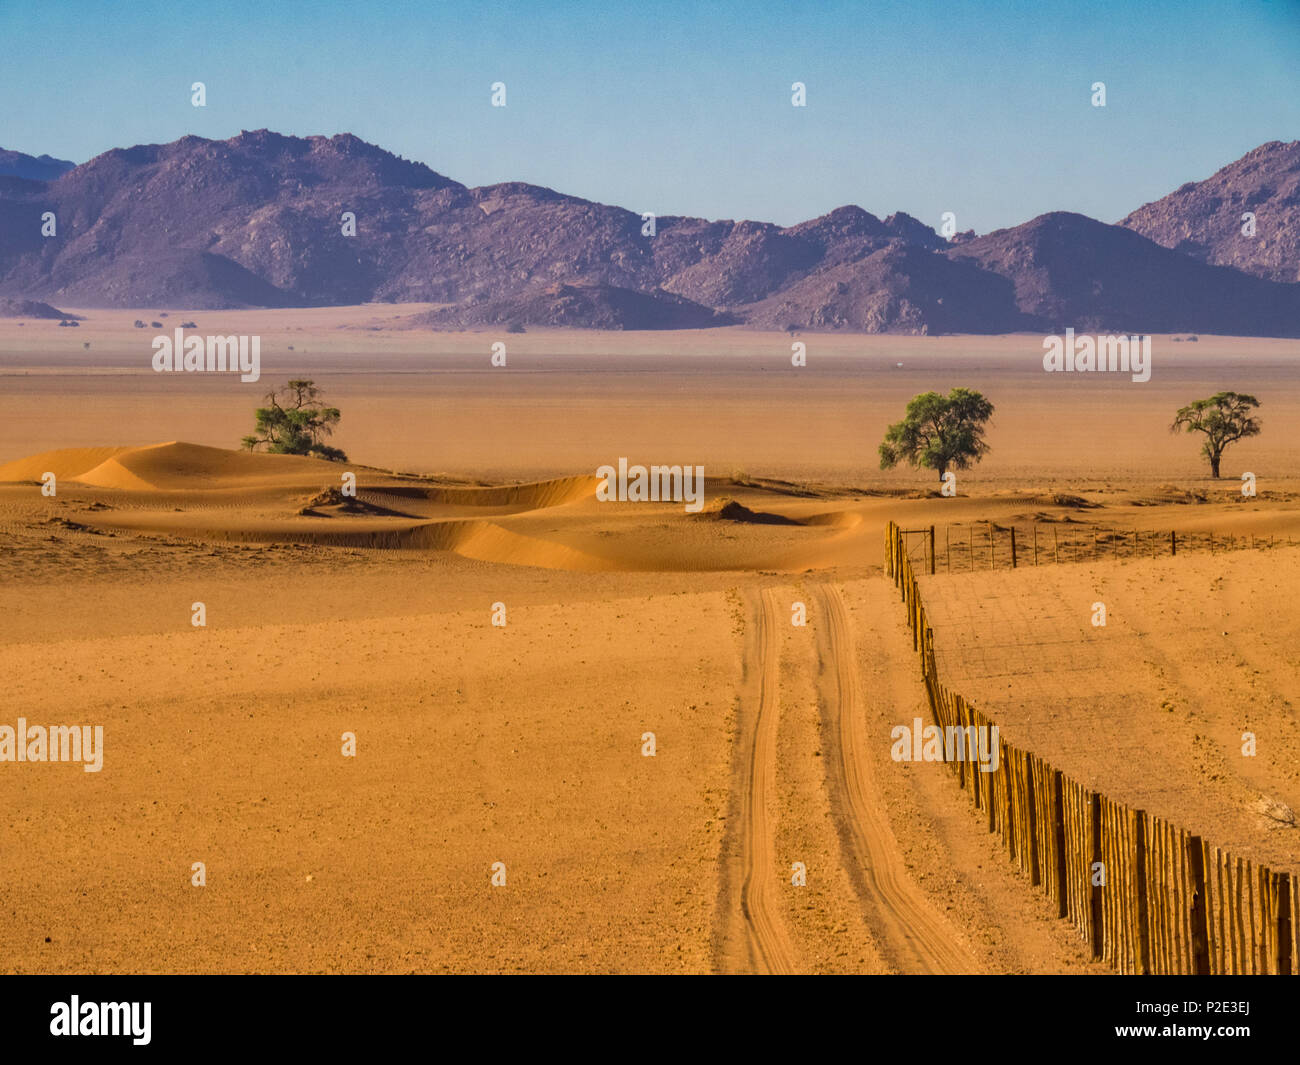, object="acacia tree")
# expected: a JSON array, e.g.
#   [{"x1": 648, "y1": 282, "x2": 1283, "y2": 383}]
[
  {"x1": 1169, "y1": 392, "x2": 1260, "y2": 478},
  {"x1": 879, "y1": 388, "x2": 994, "y2": 483},
  {"x1": 241, "y1": 379, "x2": 348, "y2": 462}
]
